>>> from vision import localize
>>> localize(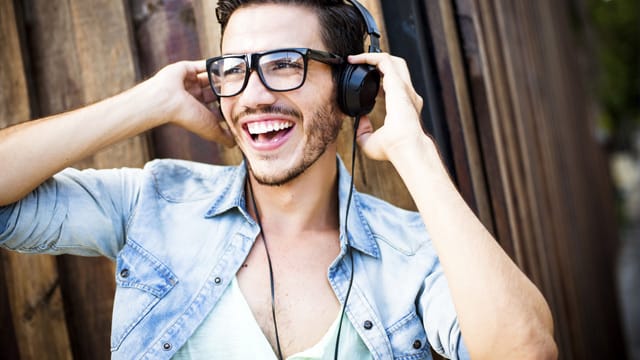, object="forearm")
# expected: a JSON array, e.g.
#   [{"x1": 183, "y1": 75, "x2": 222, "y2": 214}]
[
  {"x1": 389, "y1": 136, "x2": 556, "y2": 359},
  {"x1": 0, "y1": 81, "x2": 164, "y2": 205}
]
